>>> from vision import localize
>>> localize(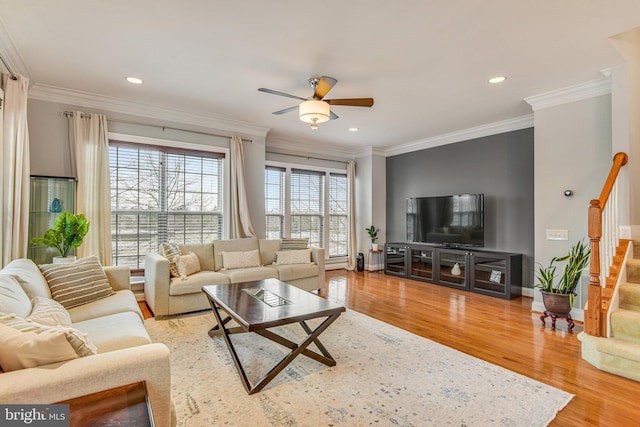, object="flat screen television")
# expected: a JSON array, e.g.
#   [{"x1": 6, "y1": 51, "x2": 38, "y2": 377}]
[{"x1": 406, "y1": 194, "x2": 484, "y2": 247}]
